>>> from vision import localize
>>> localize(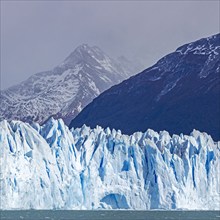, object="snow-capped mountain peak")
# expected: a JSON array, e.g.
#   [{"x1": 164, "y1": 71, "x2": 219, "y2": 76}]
[
  {"x1": 60, "y1": 44, "x2": 101, "y2": 66},
  {"x1": 0, "y1": 44, "x2": 143, "y2": 125},
  {"x1": 176, "y1": 34, "x2": 220, "y2": 56},
  {"x1": 59, "y1": 44, "x2": 120, "y2": 74}
]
